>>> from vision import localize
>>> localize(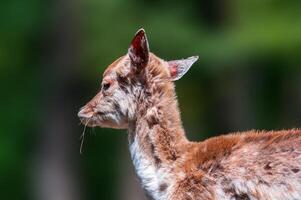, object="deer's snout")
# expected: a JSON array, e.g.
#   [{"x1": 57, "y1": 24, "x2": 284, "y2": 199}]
[
  {"x1": 78, "y1": 106, "x2": 93, "y2": 118},
  {"x1": 78, "y1": 104, "x2": 95, "y2": 125}
]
